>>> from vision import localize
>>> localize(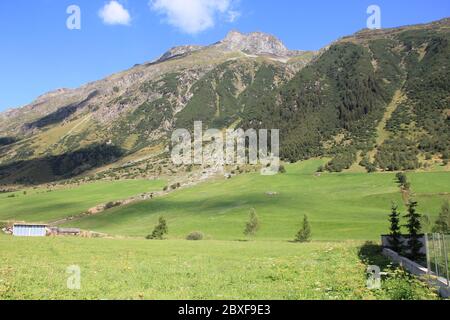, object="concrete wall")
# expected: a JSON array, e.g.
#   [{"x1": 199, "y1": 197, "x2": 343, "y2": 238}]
[{"x1": 381, "y1": 235, "x2": 427, "y2": 255}]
